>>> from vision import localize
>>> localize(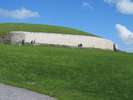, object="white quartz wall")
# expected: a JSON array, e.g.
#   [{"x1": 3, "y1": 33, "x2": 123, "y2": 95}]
[{"x1": 10, "y1": 31, "x2": 114, "y2": 50}]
